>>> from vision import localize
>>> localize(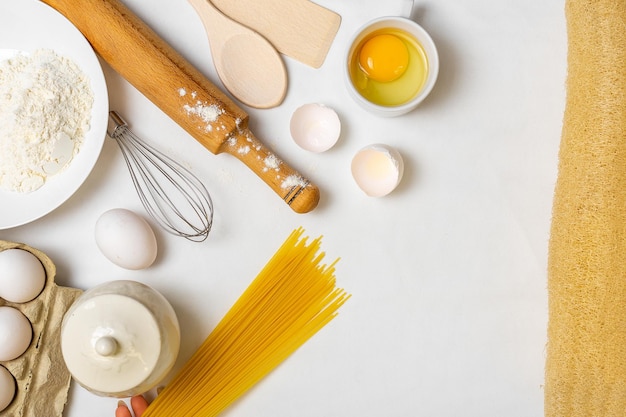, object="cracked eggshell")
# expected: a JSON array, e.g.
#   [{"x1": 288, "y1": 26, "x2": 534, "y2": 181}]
[
  {"x1": 290, "y1": 103, "x2": 341, "y2": 152},
  {"x1": 95, "y1": 208, "x2": 157, "y2": 270},
  {"x1": 351, "y1": 144, "x2": 404, "y2": 197}
]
